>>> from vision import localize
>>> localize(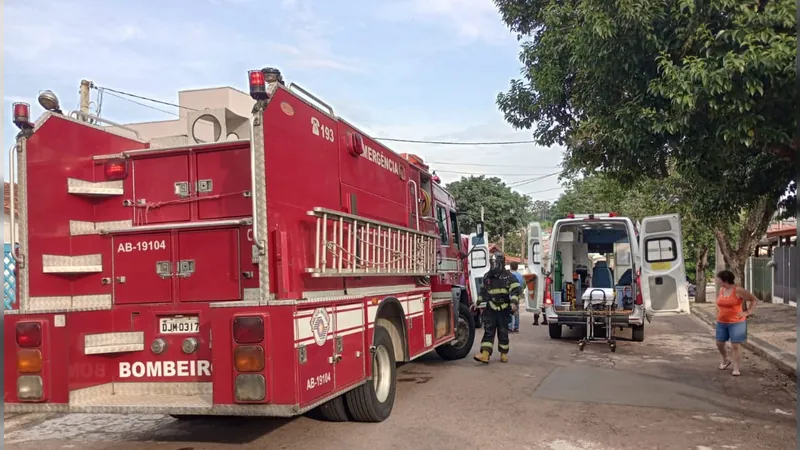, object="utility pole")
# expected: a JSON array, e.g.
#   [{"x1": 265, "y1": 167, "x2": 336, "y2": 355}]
[{"x1": 79, "y1": 80, "x2": 92, "y2": 118}]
